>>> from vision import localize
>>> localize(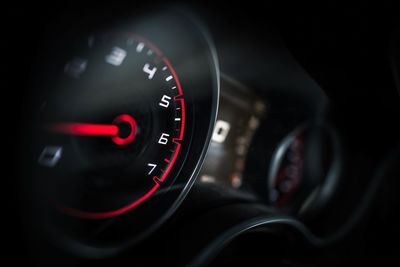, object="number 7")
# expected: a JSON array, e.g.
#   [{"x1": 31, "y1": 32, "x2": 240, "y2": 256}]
[{"x1": 147, "y1": 163, "x2": 157, "y2": 175}]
